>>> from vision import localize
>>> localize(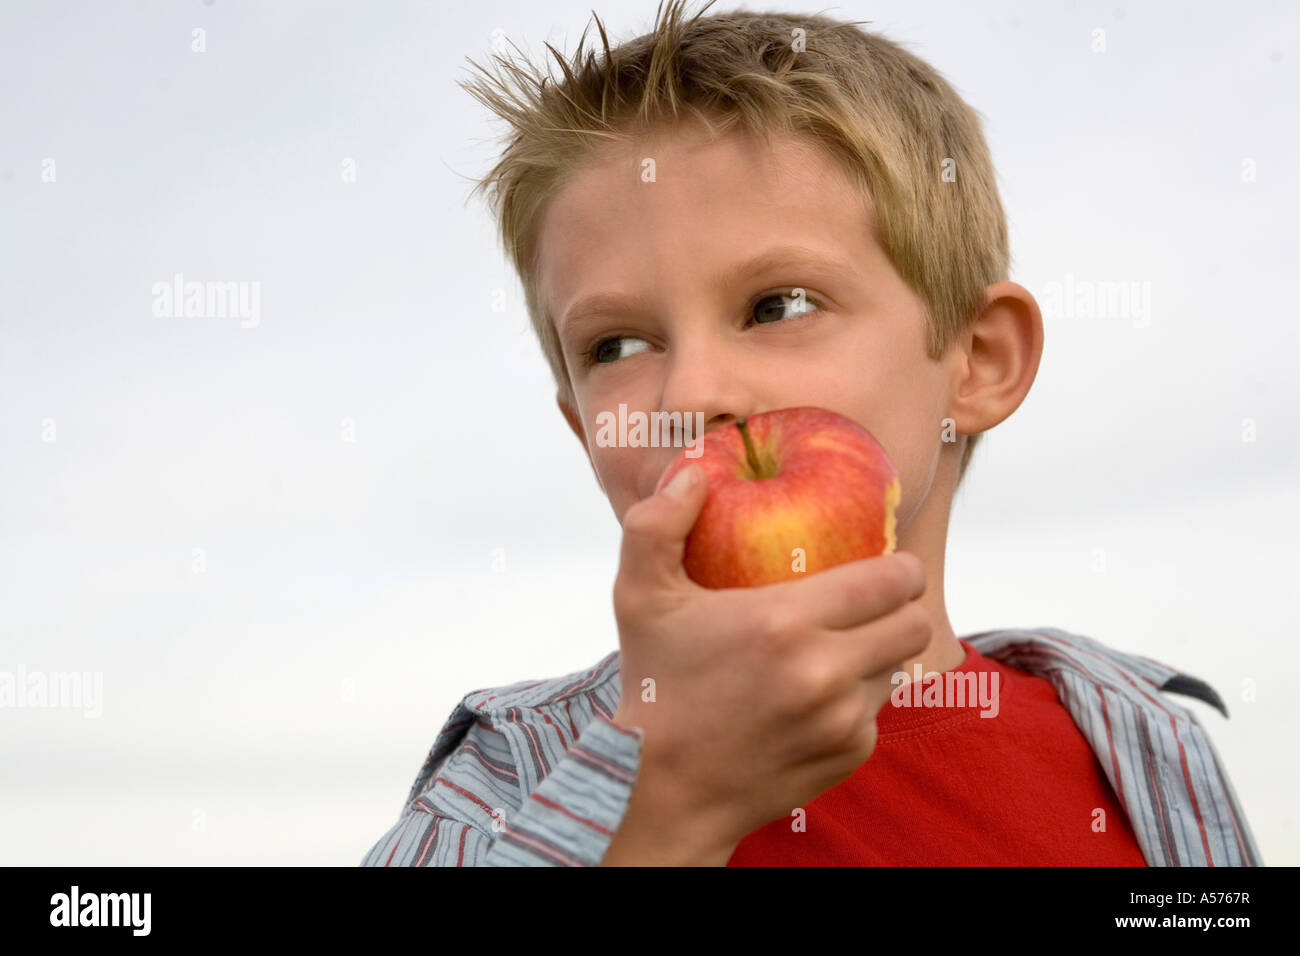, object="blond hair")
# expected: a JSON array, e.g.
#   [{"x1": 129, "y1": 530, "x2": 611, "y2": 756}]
[{"x1": 461, "y1": 0, "x2": 1009, "y2": 486}]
